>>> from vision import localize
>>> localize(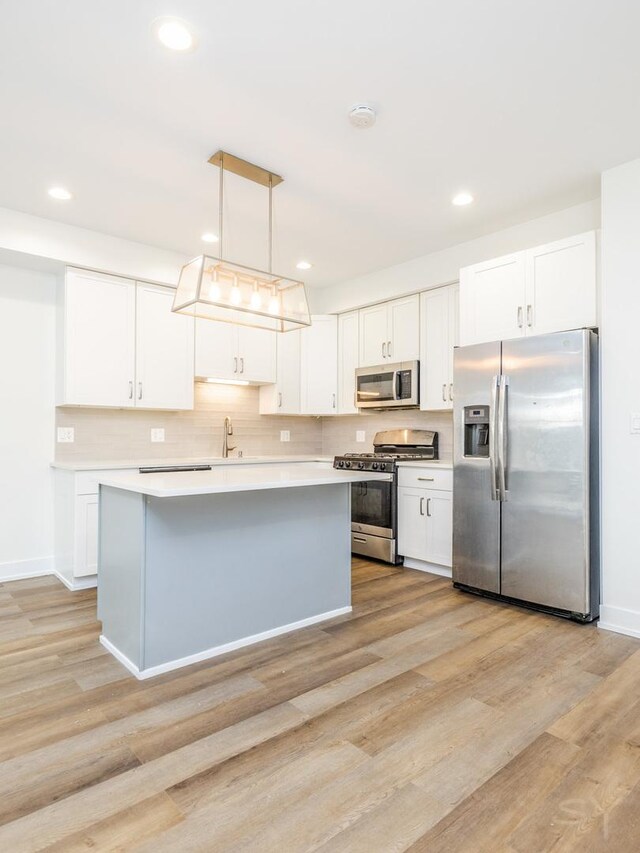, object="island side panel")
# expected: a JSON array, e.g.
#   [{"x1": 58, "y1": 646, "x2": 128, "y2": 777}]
[
  {"x1": 98, "y1": 485, "x2": 146, "y2": 670},
  {"x1": 142, "y1": 483, "x2": 351, "y2": 670}
]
